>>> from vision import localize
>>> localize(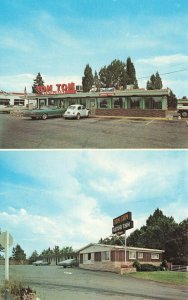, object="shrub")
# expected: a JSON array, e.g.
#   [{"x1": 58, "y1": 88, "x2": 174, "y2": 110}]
[
  {"x1": 160, "y1": 259, "x2": 168, "y2": 270},
  {"x1": 140, "y1": 264, "x2": 158, "y2": 271},
  {"x1": 132, "y1": 260, "x2": 141, "y2": 271}
]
